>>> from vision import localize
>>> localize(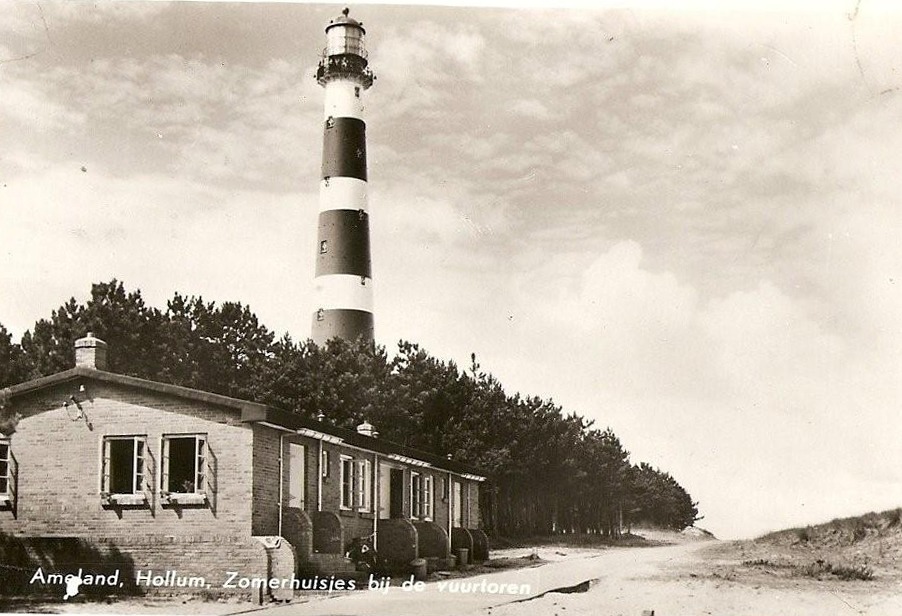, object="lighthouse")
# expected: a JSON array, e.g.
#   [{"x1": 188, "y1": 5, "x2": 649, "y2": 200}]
[{"x1": 311, "y1": 8, "x2": 376, "y2": 345}]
